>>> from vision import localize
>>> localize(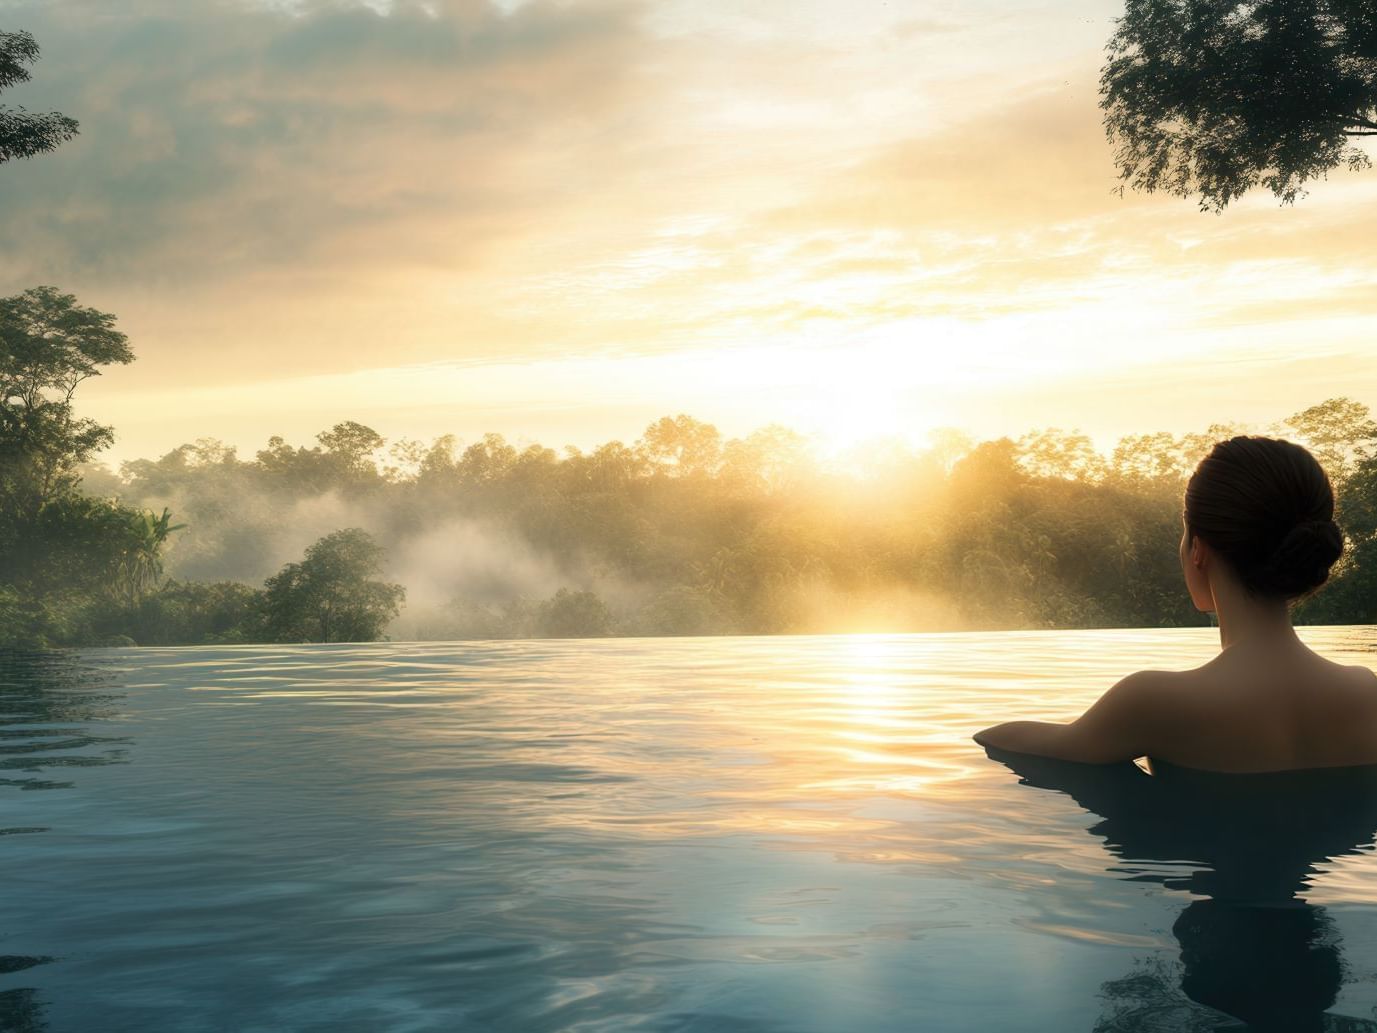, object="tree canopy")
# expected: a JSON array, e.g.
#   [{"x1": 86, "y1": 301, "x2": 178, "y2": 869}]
[
  {"x1": 261, "y1": 528, "x2": 405, "y2": 643},
  {"x1": 0, "y1": 286, "x2": 133, "y2": 517},
  {"x1": 0, "y1": 288, "x2": 189, "y2": 646},
  {"x1": 534, "y1": 588, "x2": 614, "y2": 638},
  {"x1": 7, "y1": 295, "x2": 1376, "y2": 646},
  {"x1": 0, "y1": 29, "x2": 78, "y2": 165},
  {"x1": 1100, "y1": 0, "x2": 1377, "y2": 210},
  {"x1": 67, "y1": 395, "x2": 1377, "y2": 647}
]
